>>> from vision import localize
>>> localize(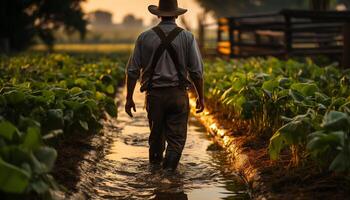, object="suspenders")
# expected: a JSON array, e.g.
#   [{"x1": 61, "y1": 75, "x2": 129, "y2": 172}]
[{"x1": 146, "y1": 26, "x2": 185, "y2": 91}]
